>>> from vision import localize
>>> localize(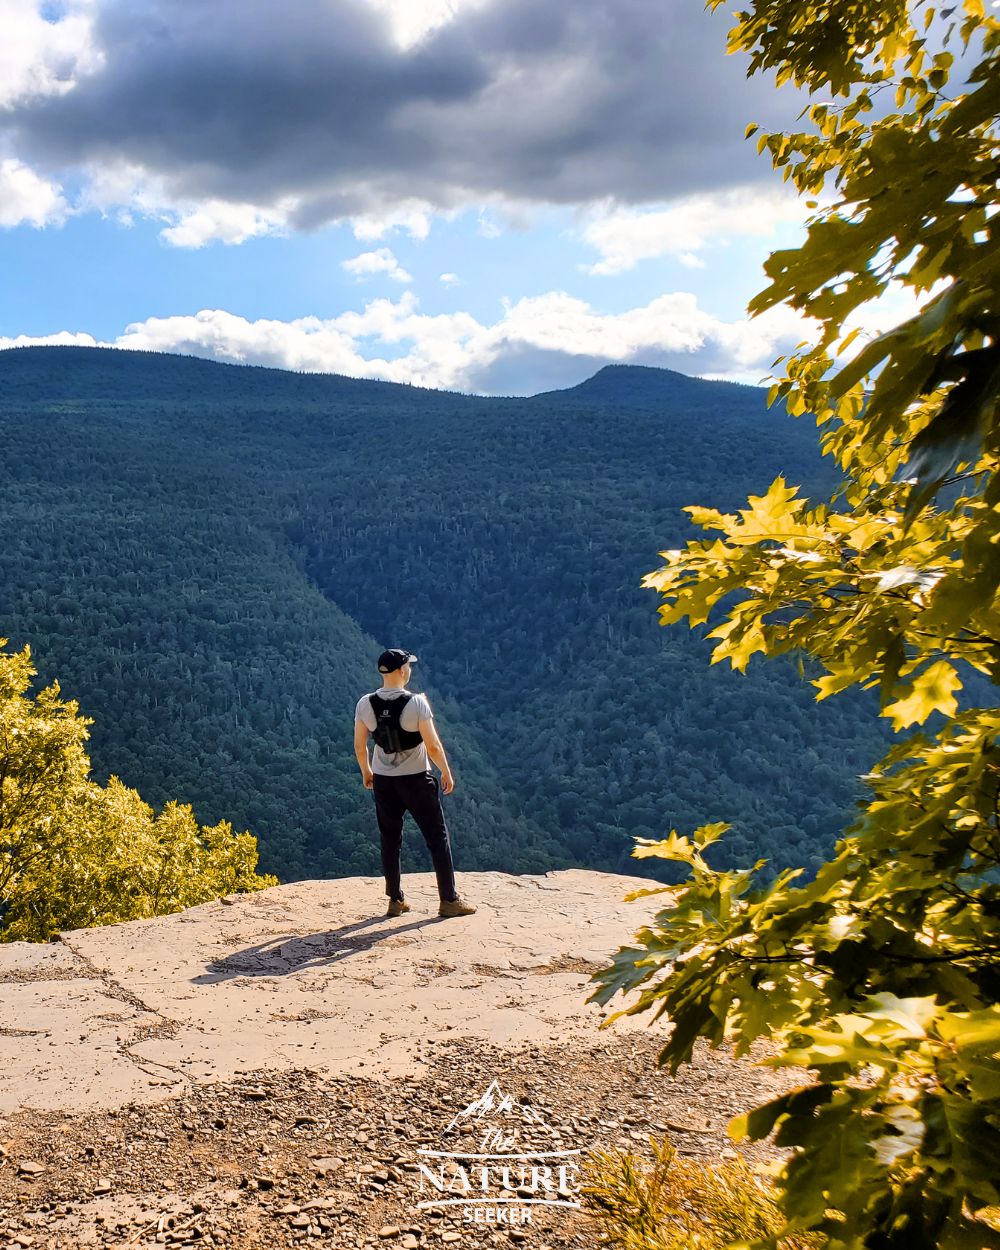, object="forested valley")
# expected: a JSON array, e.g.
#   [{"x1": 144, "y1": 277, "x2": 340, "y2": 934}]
[{"x1": 0, "y1": 345, "x2": 895, "y2": 883}]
